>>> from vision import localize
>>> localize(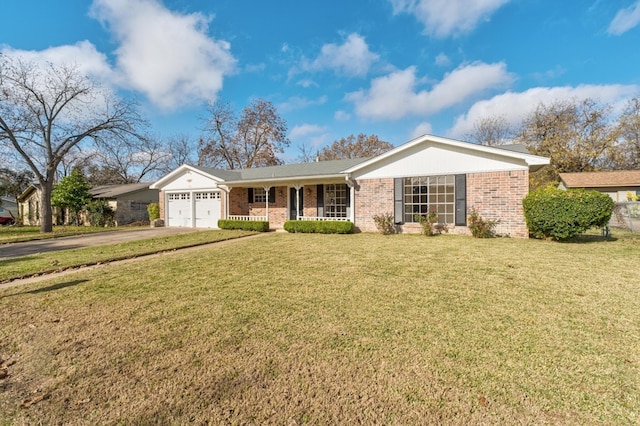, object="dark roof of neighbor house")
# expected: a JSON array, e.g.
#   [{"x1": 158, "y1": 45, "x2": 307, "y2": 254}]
[
  {"x1": 90, "y1": 183, "x2": 155, "y2": 199},
  {"x1": 559, "y1": 170, "x2": 640, "y2": 188},
  {"x1": 191, "y1": 157, "x2": 369, "y2": 184},
  {"x1": 496, "y1": 144, "x2": 531, "y2": 154}
]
